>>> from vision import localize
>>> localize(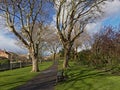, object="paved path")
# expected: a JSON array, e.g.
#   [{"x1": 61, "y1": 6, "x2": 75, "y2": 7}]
[{"x1": 16, "y1": 62, "x2": 58, "y2": 90}]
